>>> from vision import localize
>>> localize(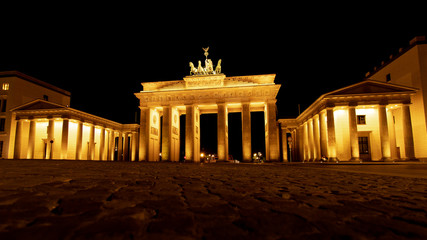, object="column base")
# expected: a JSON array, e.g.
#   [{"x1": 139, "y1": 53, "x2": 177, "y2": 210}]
[
  {"x1": 349, "y1": 157, "x2": 360, "y2": 162},
  {"x1": 328, "y1": 157, "x2": 339, "y2": 162},
  {"x1": 381, "y1": 157, "x2": 393, "y2": 162}
]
